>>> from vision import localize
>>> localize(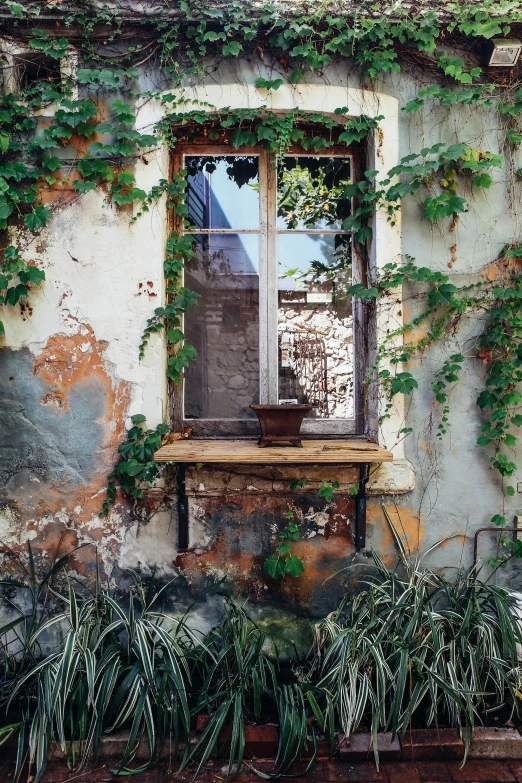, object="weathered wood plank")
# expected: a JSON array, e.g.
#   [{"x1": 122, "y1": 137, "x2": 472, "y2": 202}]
[{"x1": 154, "y1": 439, "x2": 393, "y2": 464}]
